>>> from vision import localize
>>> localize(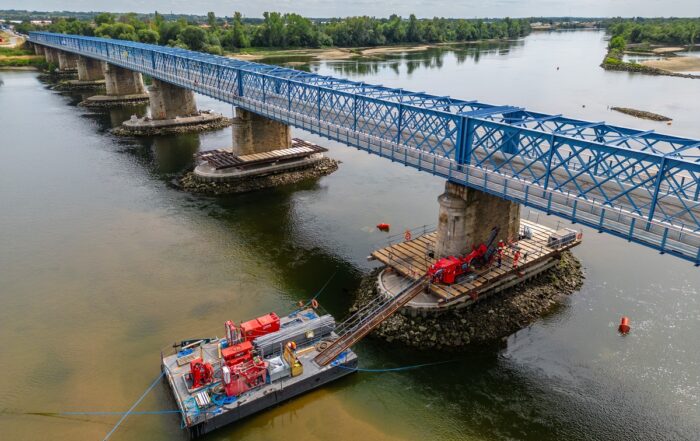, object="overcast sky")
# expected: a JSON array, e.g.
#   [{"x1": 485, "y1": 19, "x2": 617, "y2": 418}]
[{"x1": 4, "y1": 0, "x2": 700, "y2": 18}]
